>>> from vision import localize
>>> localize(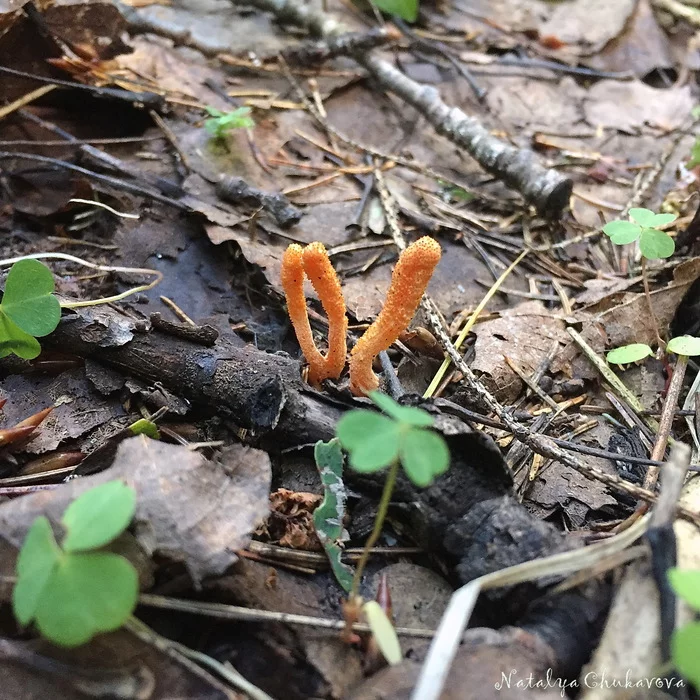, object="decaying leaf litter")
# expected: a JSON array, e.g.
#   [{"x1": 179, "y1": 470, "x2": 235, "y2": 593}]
[{"x1": 2, "y1": 0, "x2": 700, "y2": 696}]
